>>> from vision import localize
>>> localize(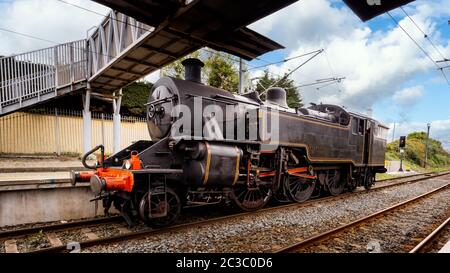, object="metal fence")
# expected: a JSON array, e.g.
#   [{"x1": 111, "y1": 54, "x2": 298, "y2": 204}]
[
  {"x1": 0, "y1": 109, "x2": 149, "y2": 155},
  {"x1": 0, "y1": 40, "x2": 87, "y2": 108}
]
